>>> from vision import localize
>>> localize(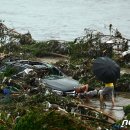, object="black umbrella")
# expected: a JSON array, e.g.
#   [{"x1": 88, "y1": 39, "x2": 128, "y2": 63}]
[{"x1": 92, "y1": 57, "x2": 120, "y2": 83}]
